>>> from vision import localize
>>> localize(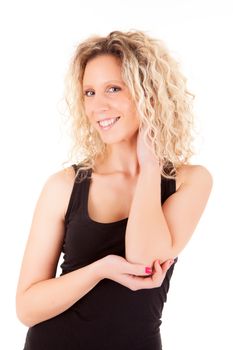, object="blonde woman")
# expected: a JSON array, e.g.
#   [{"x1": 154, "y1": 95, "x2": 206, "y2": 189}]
[{"x1": 16, "y1": 30, "x2": 213, "y2": 349}]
